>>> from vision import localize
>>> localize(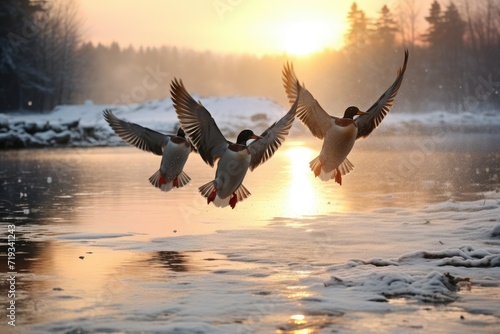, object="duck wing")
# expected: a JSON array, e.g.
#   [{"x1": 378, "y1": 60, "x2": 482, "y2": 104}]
[
  {"x1": 248, "y1": 84, "x2": 300, "y2": 171},
  {"x1": 170, "y1": 78, "x2": 228, "y2": 166},
  {"x1": 282, "y1": 62, "x2": 335, "y2": 139},
  {"x1": 355, "y1": 50, "x2": 409, "y2": 139},
  {"x1": 103, "y1": 109, "x2": 167, "y2": 155}
]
